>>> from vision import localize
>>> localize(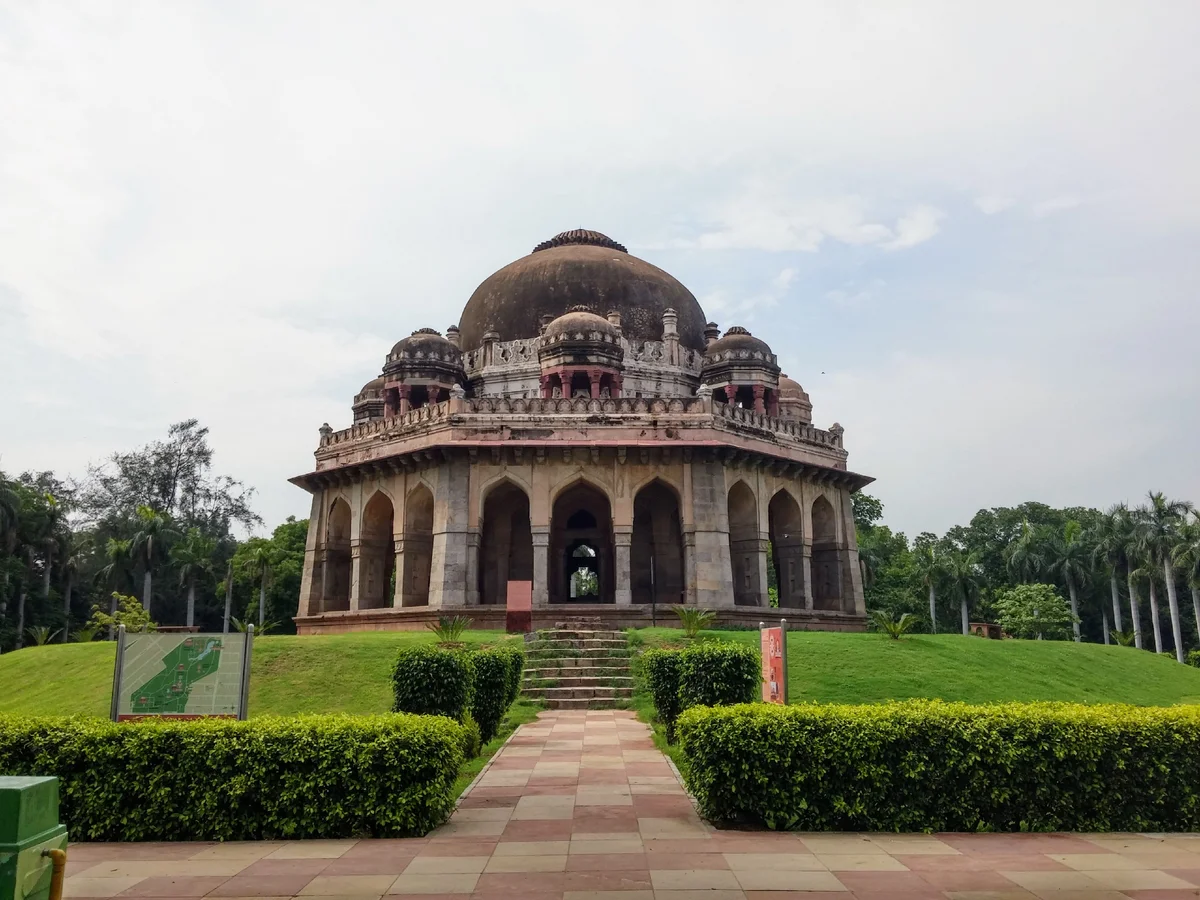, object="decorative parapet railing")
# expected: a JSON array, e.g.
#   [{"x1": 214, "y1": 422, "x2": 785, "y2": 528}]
[
  {"x1": 462, "y1": 337, "x2": 704, "y2": 377},
  {"x1": 317, "y1": 394, "x2": 845, "y2": 458}
]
